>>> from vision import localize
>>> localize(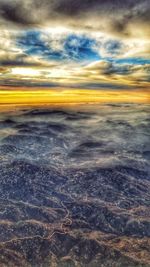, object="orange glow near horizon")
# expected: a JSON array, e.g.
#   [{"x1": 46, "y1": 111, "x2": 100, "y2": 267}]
[{"x1": 0, "y1": 88, "x2": 149, "y2": 106}]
